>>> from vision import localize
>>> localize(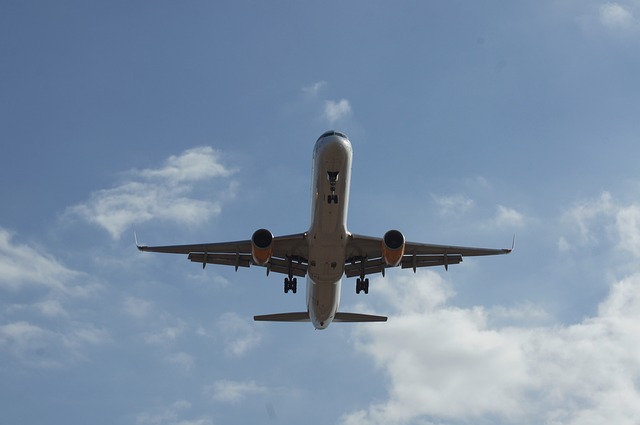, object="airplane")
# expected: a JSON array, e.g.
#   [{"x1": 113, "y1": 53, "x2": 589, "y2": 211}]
[{"x1": 137, "y1": 130, "x2": 512, "y2": 329}]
